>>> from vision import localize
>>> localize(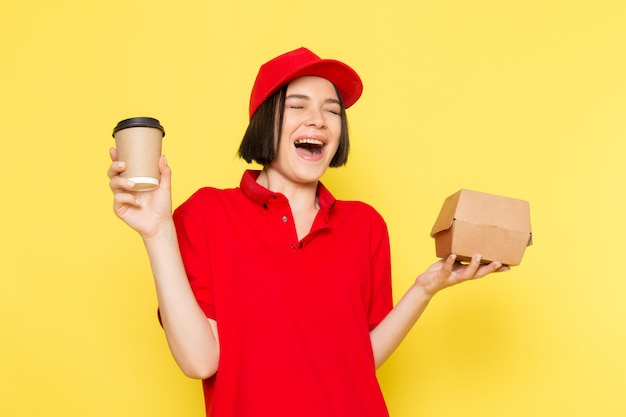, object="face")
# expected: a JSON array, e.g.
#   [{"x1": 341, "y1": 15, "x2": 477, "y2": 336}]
[{"x1": 268, "y1": 76, "x2": 342, "y2": 186}]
